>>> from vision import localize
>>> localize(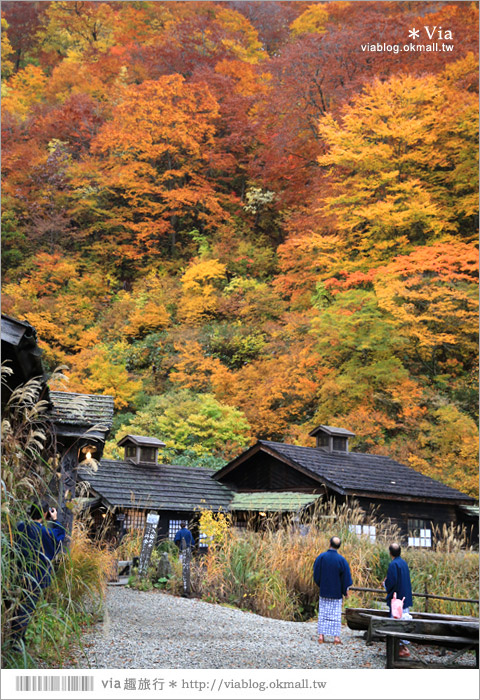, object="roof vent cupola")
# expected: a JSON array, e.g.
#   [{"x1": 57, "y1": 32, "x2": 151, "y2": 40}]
[
  {"x1": 117, "y1": 435, "x2": 166, "y2": 465},
  {"x1": 309, "y1": 425, "x2": 355, "y2": 453}
]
